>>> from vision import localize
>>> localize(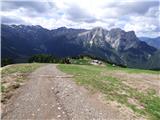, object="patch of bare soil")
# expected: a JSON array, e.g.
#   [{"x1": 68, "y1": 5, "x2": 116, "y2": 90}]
[{"x1": 101, "y1": 71, "x2": 160, "y2": 95}]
